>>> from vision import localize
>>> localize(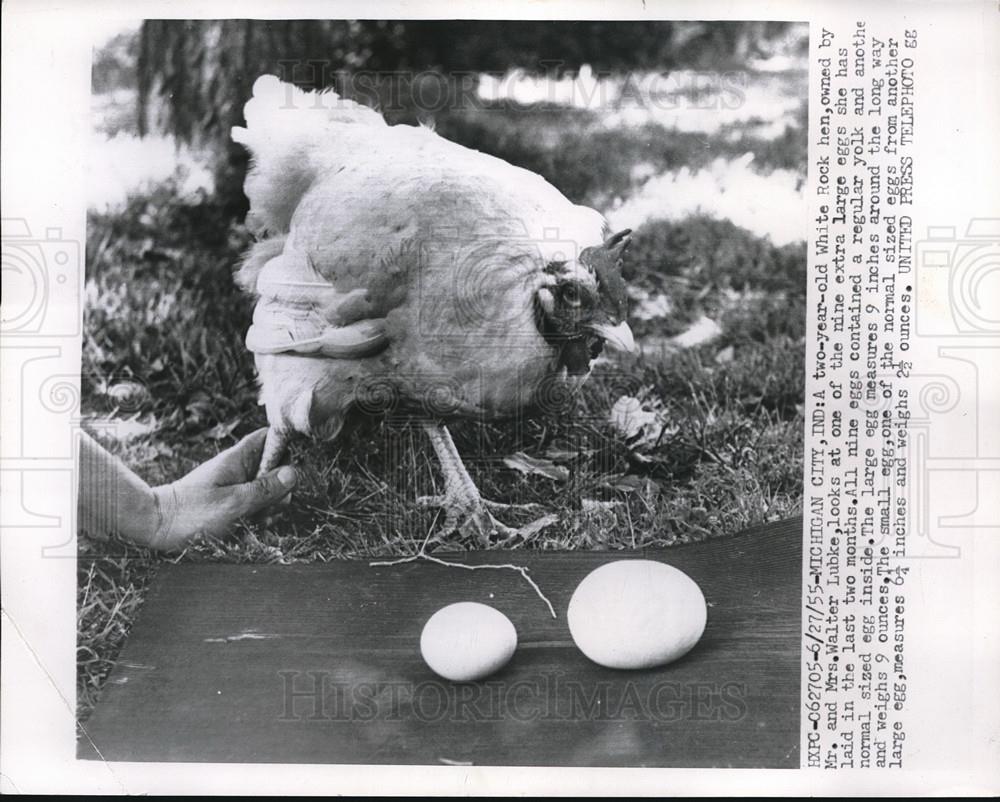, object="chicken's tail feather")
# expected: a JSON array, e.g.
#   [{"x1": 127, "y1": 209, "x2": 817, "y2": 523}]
[{"x1": 232, "y1": 75, "x2": 386, "y2": 235}]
